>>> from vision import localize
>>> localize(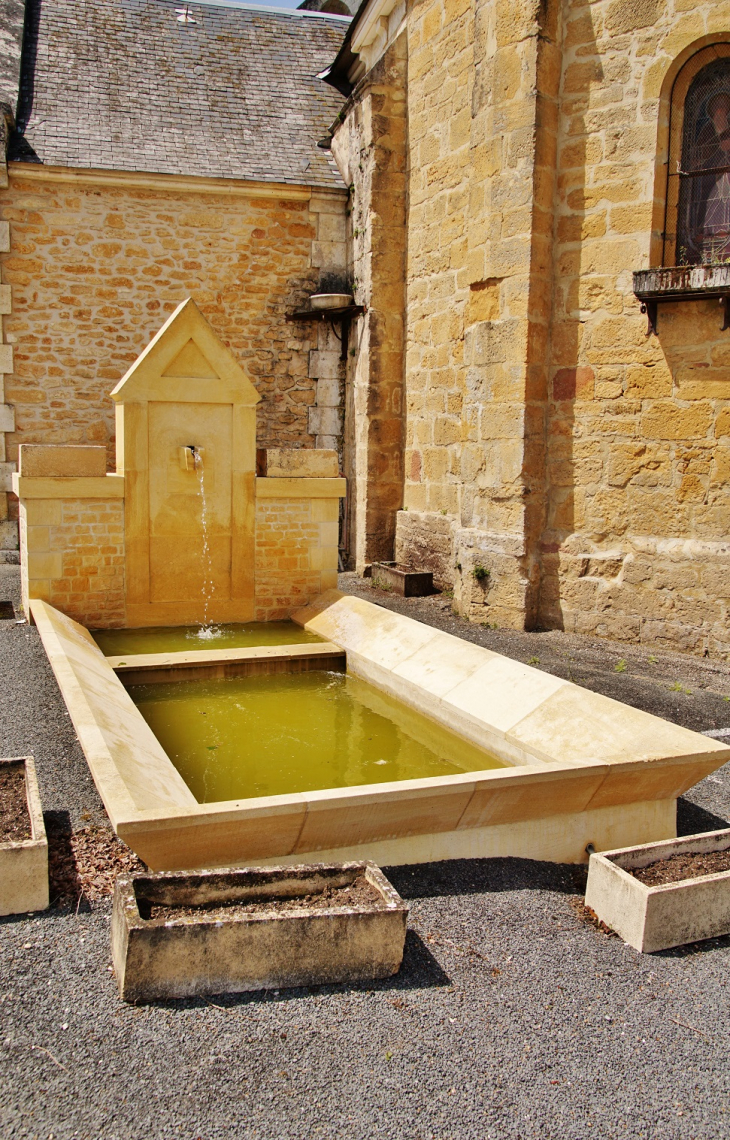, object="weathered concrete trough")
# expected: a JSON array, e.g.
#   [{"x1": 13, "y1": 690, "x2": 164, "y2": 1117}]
[
  {"x1": 0, "y1": 756, "x2": 49, "y2": 916},
  {"x1": 371, "y1": 562, "x2": 435, "y2": 597},
  {"x1": 585, "y1": 829, "x2": 730, "y2": 952},
  {"x1": 111, "y1": 861, "x2": 408, "y2": 1001}
]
